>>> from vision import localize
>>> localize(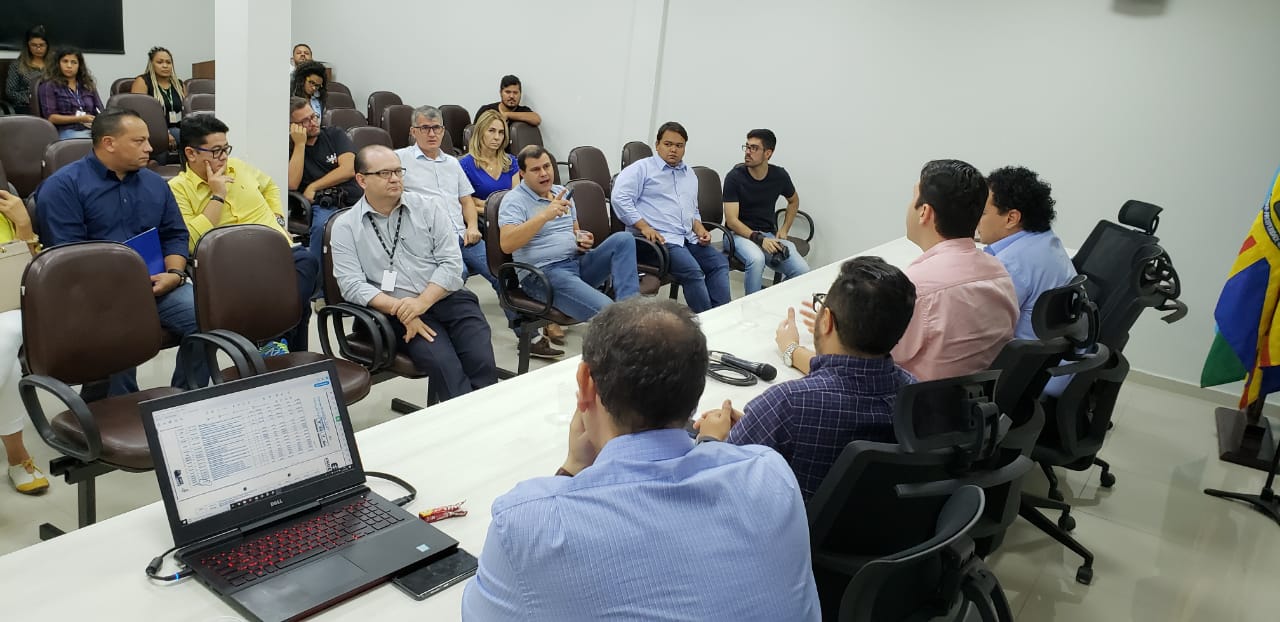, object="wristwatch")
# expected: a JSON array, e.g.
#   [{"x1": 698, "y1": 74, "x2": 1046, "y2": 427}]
[
  {"x1": 166, "y1": 268, "x2": 189, "y2": 285},
  {"x1": 783, "y1": 342, "x2": 801, "y2": 369}
]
